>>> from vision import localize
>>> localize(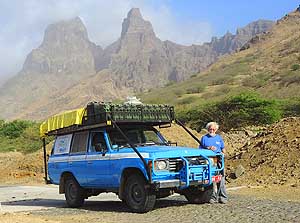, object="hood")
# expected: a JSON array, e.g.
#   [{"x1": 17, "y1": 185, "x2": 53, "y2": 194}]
[{"x1": 115, "y1": 145, "x2": 218, "y2": 158}]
